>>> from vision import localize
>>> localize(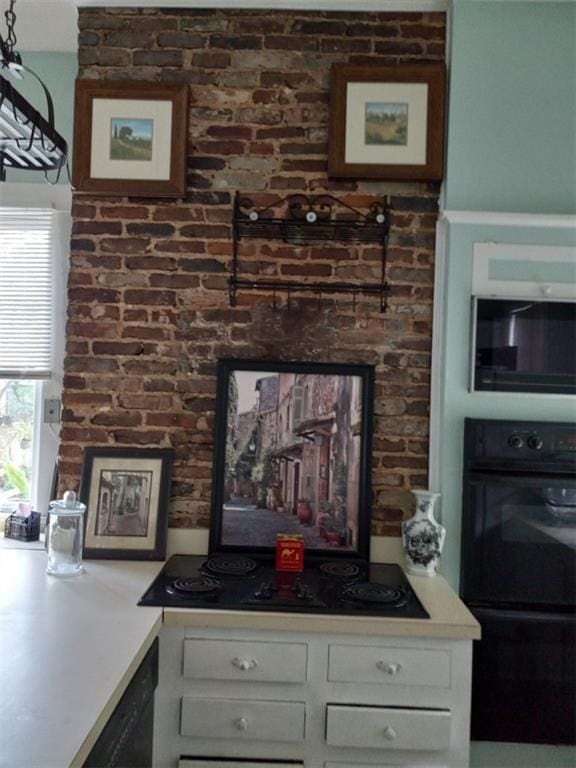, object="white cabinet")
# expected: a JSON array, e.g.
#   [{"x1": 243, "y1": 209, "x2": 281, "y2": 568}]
[
  {"x1": 179, "y1": 762, "x2": 303, "y2": 768},
  {"x1": 327, "y1": 643, "x2": 451, "y2": 688},
  {"x1": 325, "y1": 705, "x2": 452, "y2": 751},
  {"x1": 183, "y1": 638, "x2": 308, "y2": 683},
  {"x1": 154, "y1": 626, "x2": 472, "y2": 768},
  {"x1": 181, "y1": 697, "x2": 306, "y2": 742}
]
